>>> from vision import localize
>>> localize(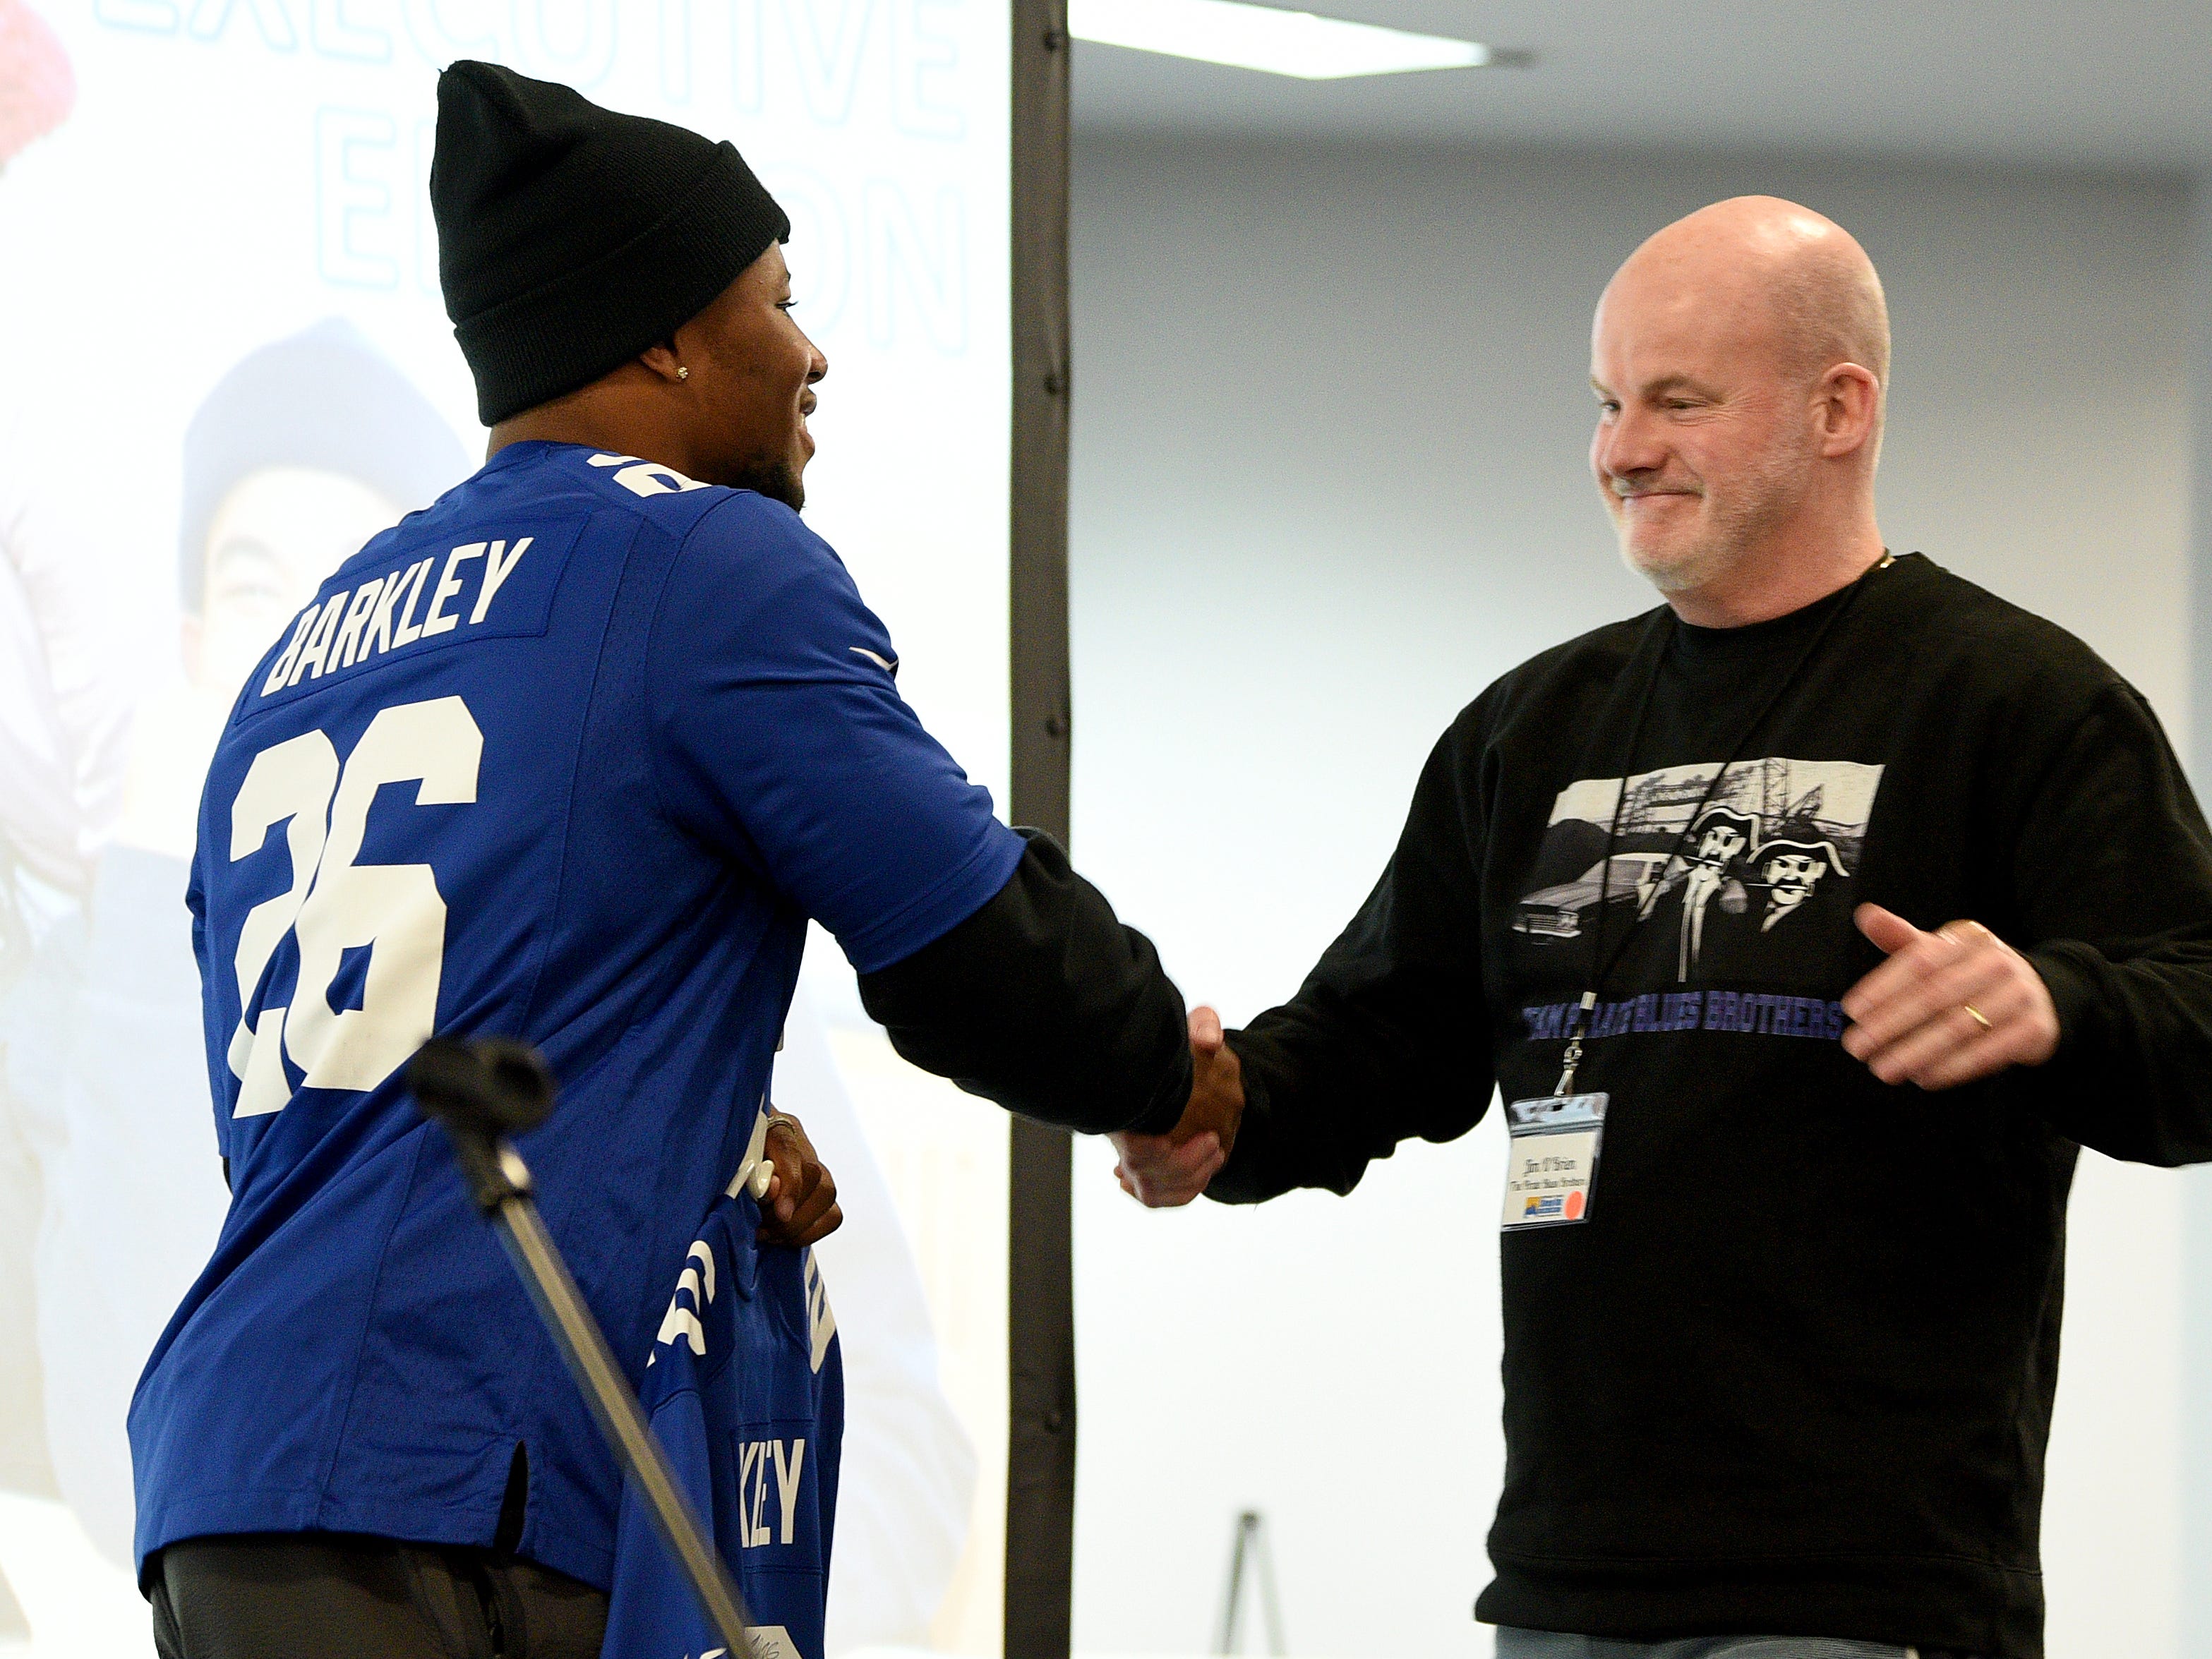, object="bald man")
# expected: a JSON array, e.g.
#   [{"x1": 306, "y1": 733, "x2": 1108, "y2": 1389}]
[{"x1": 1116, "y1": 197, "x2": 2212, "y2": 1659}]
